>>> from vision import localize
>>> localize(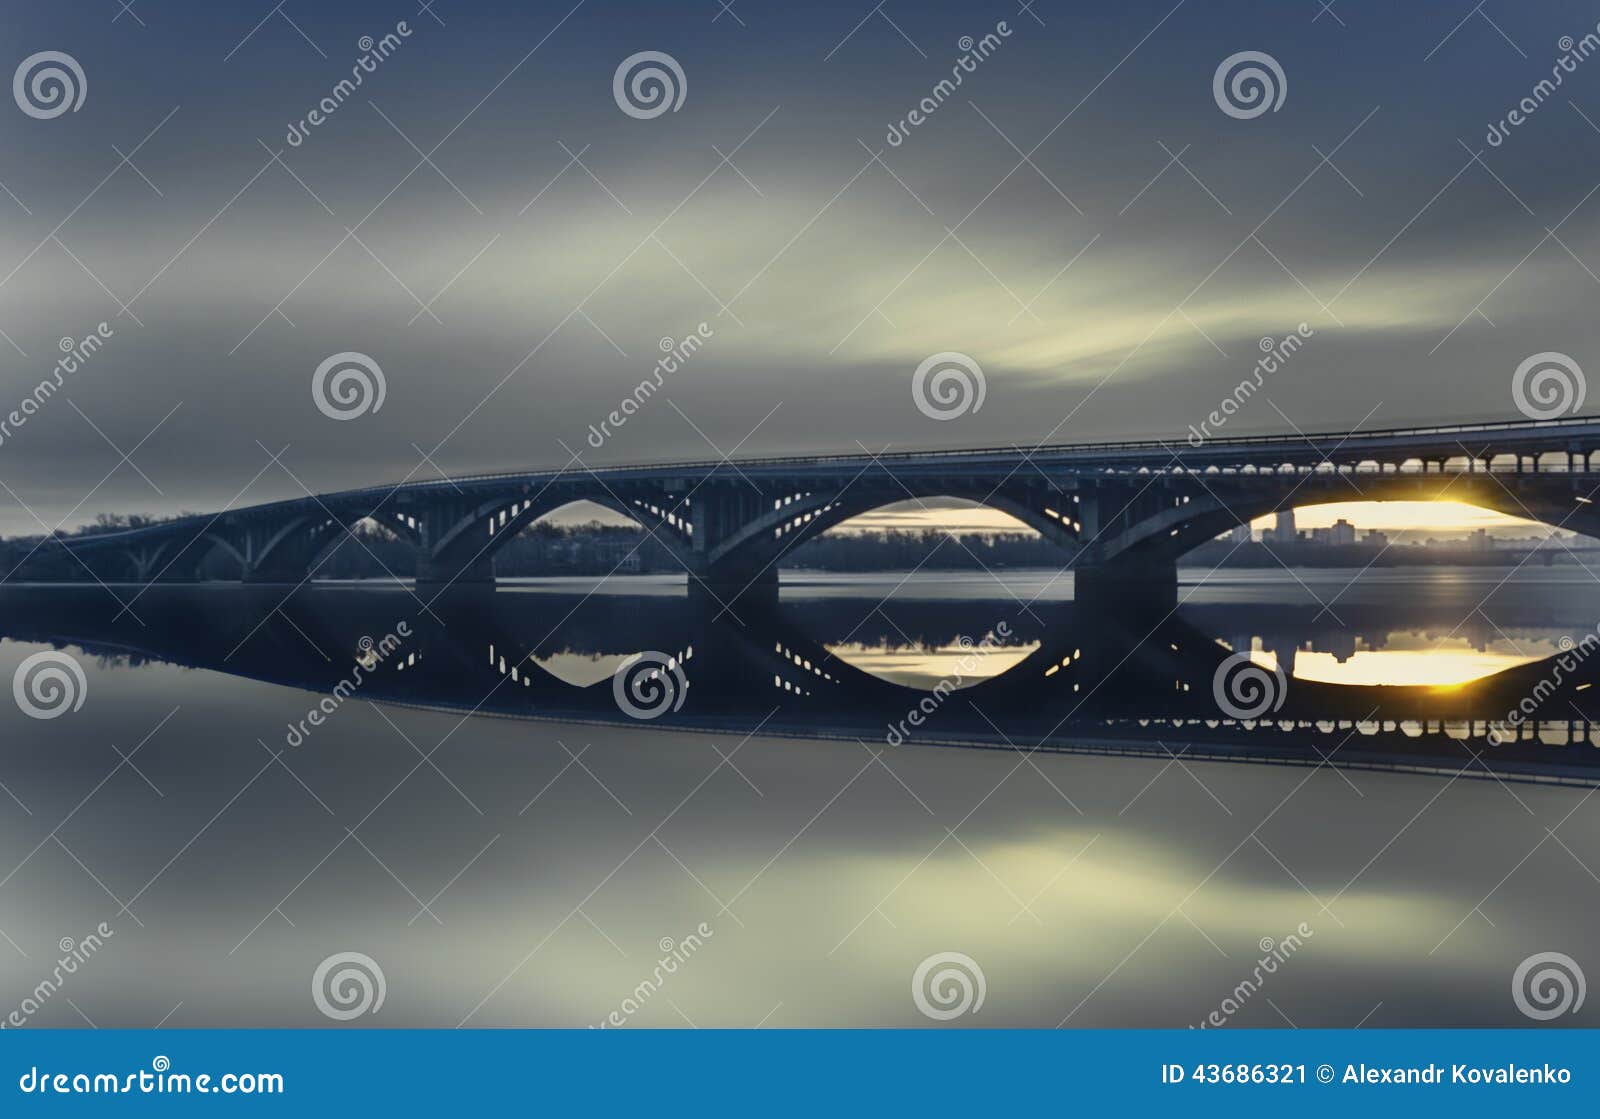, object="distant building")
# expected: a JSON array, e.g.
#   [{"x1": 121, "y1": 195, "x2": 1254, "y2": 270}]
[
  {"x1": 1229, "y1": 524, "x2": 1253, "y2": 544},
  {"x1": 1316, "y1": 631, "x2": 1358, "y2": 662},
  {"x1": 1264, "y1": 510, "x2": 1297, "y2": 545},
  {"x1": 1329, "y1": 519, "x2": 1356, "y2": 546},
  {"x1": 1363, "y1": 530, "x2": 1389, "y2": 549},
  {"x1": 1275, "y1": 510, "x2": 1296, "y2": 541}
]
